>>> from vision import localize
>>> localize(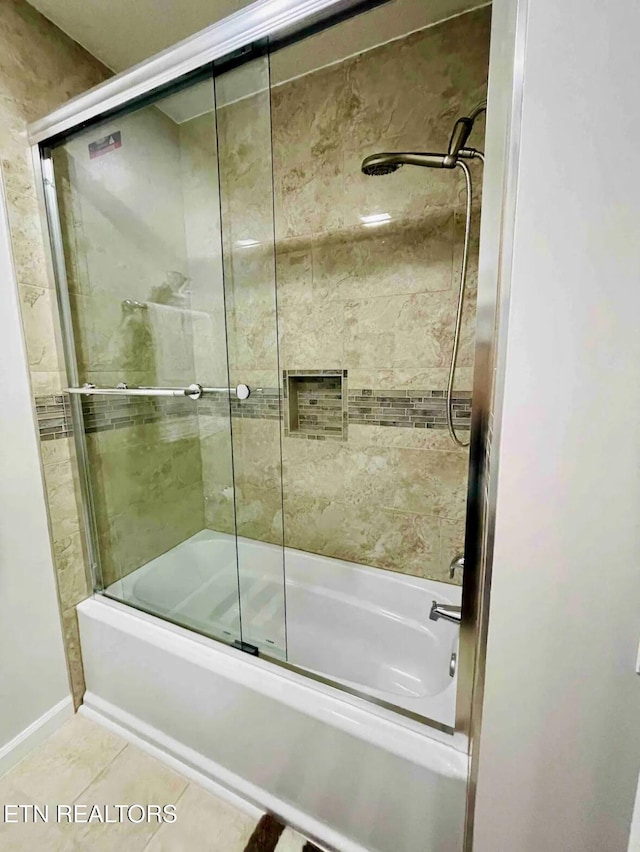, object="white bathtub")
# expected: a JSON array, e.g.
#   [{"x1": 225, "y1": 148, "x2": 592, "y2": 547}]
[
  {"x1": 106, "y1": 529, "x2": 461, "y2": 726},
  {"x1": 78, "y1": 594, "x2": 468, "y2": 852}
]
